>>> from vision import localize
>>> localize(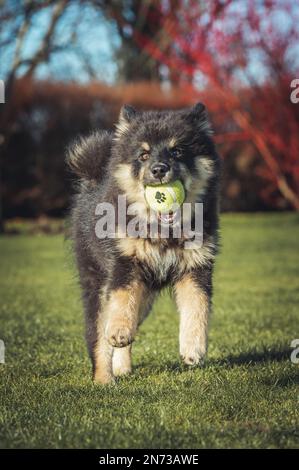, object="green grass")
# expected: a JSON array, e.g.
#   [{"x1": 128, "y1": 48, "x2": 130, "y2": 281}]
[{"x1": 0, "y1": 213, "x2": 299, "y2": 449}]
